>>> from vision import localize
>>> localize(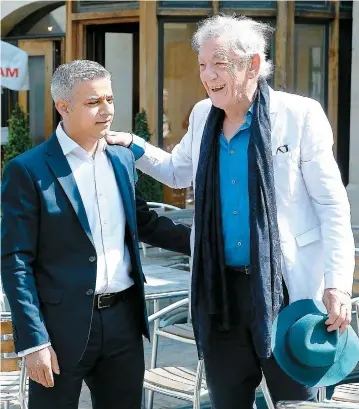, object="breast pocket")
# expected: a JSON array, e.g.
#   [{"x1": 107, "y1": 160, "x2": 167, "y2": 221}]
[{"x1": 273, "y1": 147, "x2": 301, "y2": 206}]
